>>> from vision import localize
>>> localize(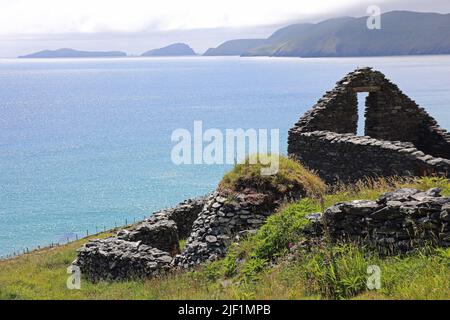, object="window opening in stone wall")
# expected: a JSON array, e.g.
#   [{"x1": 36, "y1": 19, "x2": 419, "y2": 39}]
[{"x1": 357, "y1": 92, "x2": 369, "y2": 136}]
